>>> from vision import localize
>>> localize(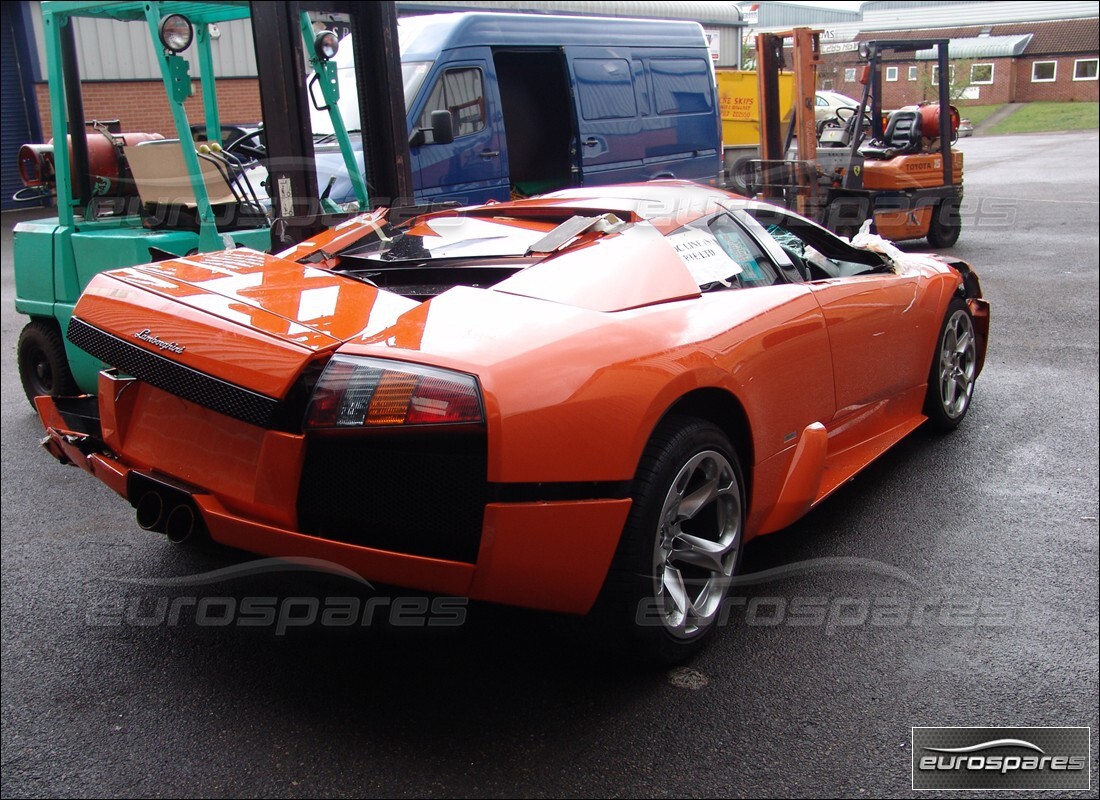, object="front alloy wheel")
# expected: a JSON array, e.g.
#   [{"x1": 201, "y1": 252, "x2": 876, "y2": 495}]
[{"x1": 925, "y1": 299, "x2": 977, "y2": 430}]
